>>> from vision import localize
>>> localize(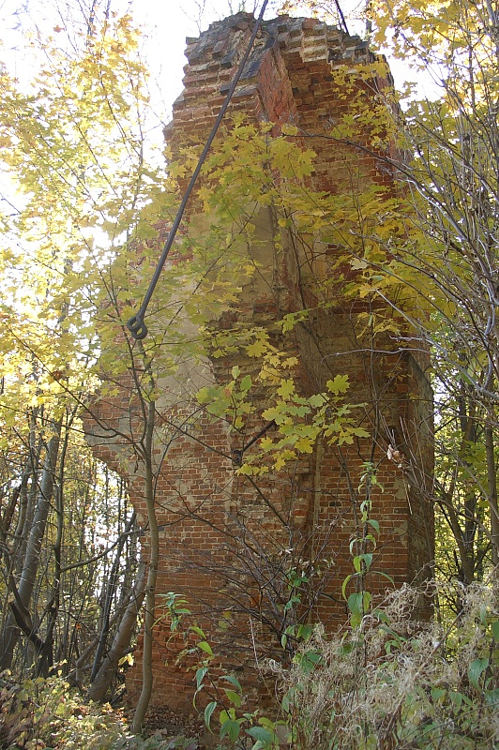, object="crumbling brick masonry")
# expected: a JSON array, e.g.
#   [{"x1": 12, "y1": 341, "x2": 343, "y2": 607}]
[{"x1": 87, "y1": 12, "x2": 434, "y2": 723}]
